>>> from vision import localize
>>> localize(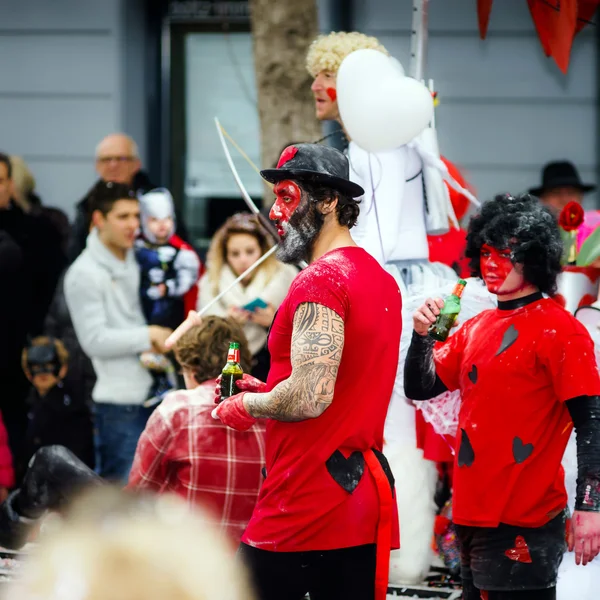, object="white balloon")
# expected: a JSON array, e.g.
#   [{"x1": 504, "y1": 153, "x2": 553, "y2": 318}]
[
  {"x1": 337, "y1": 49, "x2": 434, "y2": 153},
  {"x1": 389, "y1": 56, "x2": 405, "y2": 77}
]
